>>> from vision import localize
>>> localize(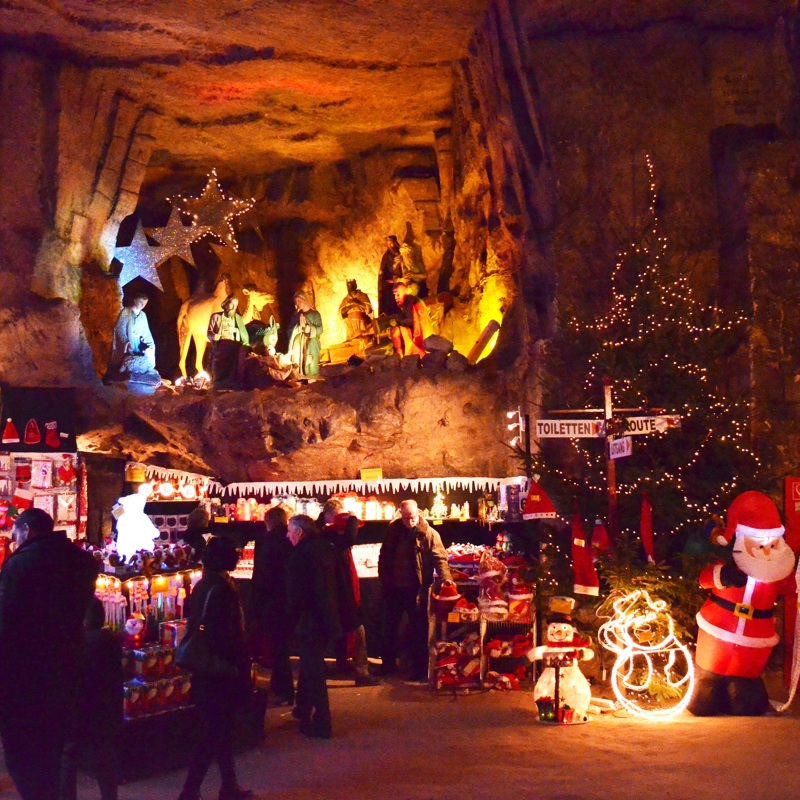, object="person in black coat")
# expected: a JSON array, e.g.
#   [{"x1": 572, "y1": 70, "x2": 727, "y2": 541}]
[
  {"x1": 249, "y1": 504, "x2": 295, "y2": 704},
  {"x1": 0, "y1": 508, "x2": 98, "y2": 800},
  {"x1": 286, "y1": 514, "x2": 341, "y2": 739},
  {"x1": 60, "y1": 597, "x2": 123, "y2": 800},
  {"x1": 178, "y1": 537, "x2": 252, "y2": 800},
  {"x1": 319, "y1": 499, "x2": 380, "y2": 686}
]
